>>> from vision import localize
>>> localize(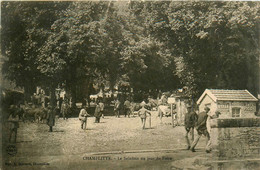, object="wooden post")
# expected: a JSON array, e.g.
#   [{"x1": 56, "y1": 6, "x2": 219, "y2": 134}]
[{"x1": 171, "y1": 103, "x2": 174, "y2": 127}]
